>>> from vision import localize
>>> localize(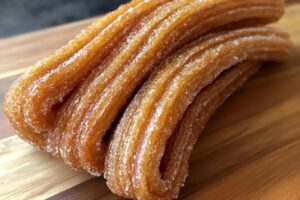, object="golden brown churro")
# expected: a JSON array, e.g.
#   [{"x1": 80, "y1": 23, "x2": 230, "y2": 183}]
[
  {"x1": 3, "y1": 0, "x2": 292, "y2": 199},
  {"x1": 105, "y1": 27, "x2": 292, "y2": 199}
]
